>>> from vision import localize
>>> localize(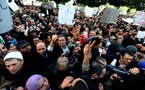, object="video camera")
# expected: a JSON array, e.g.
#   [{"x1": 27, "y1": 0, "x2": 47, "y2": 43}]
[{"x1": 106, "y1": 64, "x2": 130, "y2": 76}]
